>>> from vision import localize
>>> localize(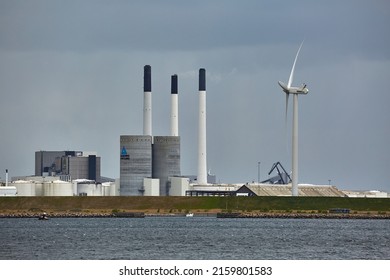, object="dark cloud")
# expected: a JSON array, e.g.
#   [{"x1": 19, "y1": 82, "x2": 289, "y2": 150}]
[
  {"x1": 0, "y1": 0, "x2": 389, "y2": 192},
  {"x1": 1, "y1": 0, "x2": 388, "y2": 56}
]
